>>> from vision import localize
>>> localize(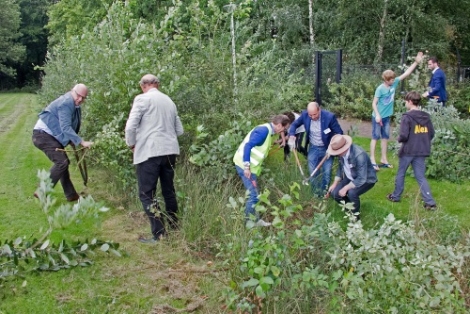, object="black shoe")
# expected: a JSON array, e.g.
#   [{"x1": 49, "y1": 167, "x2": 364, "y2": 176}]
[
  {"x1": 424, "y1": 204, "x2": 437, "y2": 211},
  {"x1": 386, "y1": 194, "x2": 399, "y2": 202},
  {"x1": 67, "y1": 194, "x2": 80, "y2": 202}
]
